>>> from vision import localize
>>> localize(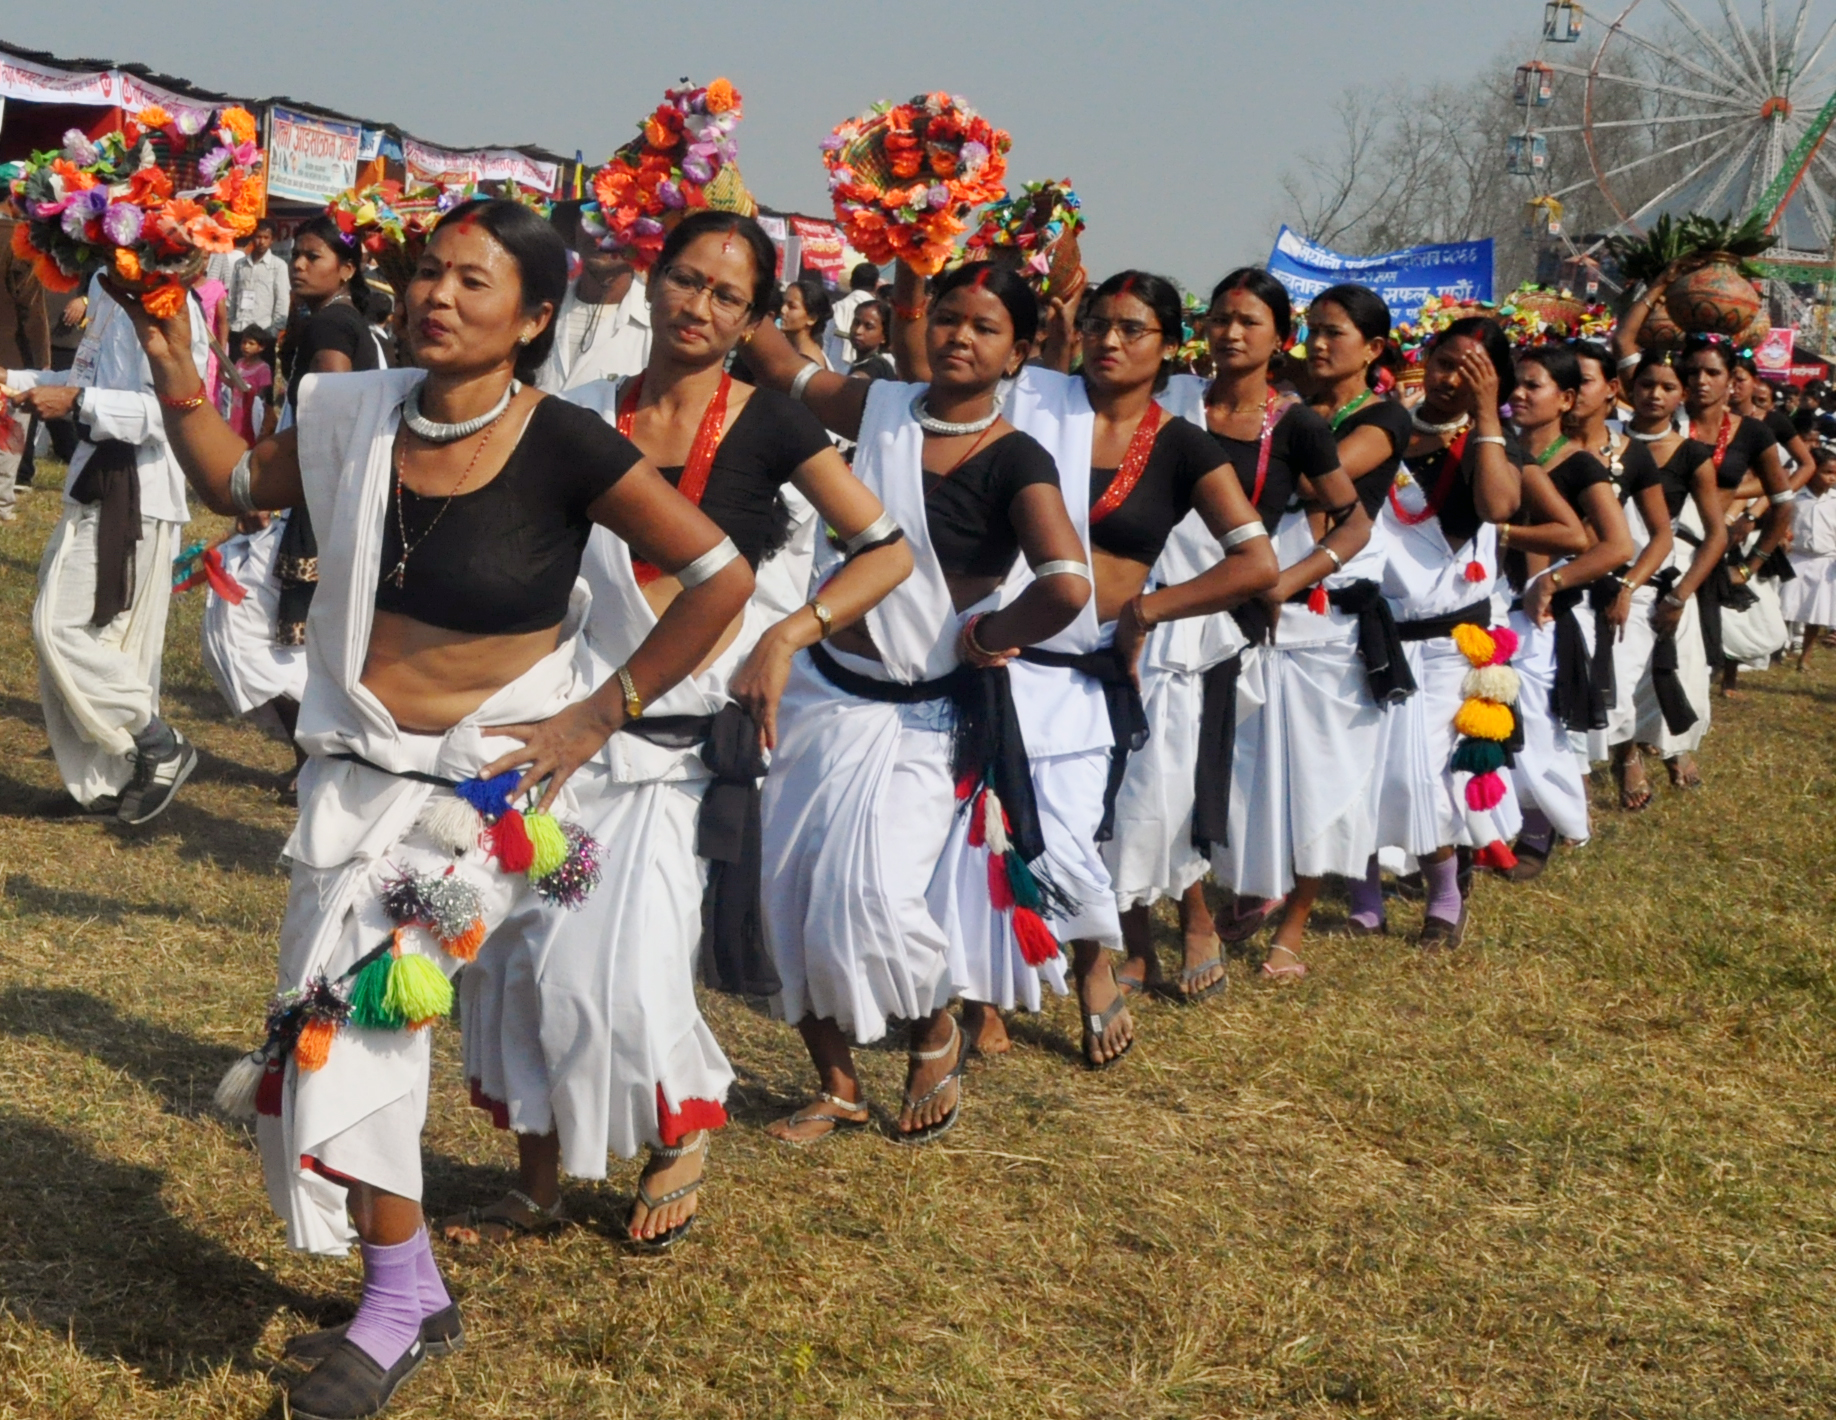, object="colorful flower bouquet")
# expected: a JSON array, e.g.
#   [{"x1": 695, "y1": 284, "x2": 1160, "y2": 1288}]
[
  {"x1": 822, "y1": 93, "x2": 1011, "y2": 276},
  {"x1": 583, "y1": 77, "x2": 751, "y2": 271},
  {"x1": 6, "y1": 106, "x2": 264, "y2": 317},
  {"x1": 963, "y1": 178, "x2": 1083, "y2": 298},
  {"x1": 326, "y1": 179, "x2": 460, "y2": 295}
]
